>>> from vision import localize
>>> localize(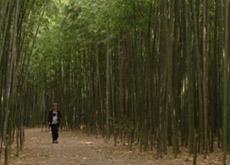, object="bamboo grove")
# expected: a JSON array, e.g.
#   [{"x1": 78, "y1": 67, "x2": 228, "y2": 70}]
[
  {"x1": 0, "y1": 0, "x2": 46, "y2": 164},
  {"x1": 1, "y1": 0, "x2": 230, "y2": 164}
]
